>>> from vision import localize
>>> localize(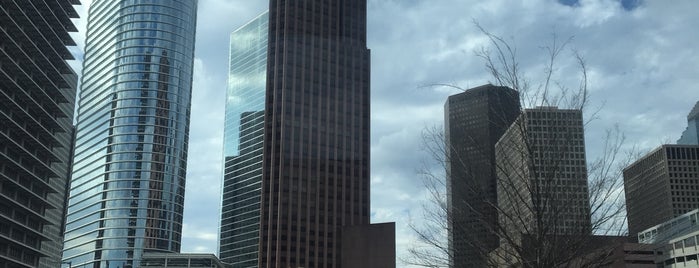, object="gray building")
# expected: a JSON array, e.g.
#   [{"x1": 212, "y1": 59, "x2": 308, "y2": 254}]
[
  {"x1": 219, "y1": 11, "x2": 268, "y2": 267},
  {"x1": 637, "y1": 209, "x2": 699, "y2": 267},
  {"x1": 678, "y1": 101, "x2": 699, "y2": 145},
  {"x1": 495, "y1": 107, "x2": 591, "y2": 240},
  {"x1": 624, "y1": 145, "x2": 699, "y2": 237},
  {"x1": 61, "y1": 1, "x2": 198, "y2": 267},
  {"x1": 141, "y1": 253, "x2": 225, "y2": 268},
  {"x1": 0, "y1": 0, "x2": 80, "y2": 267},
  {"x1": 444, "y1": 84, "x2": 520, "y2": 267}
]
